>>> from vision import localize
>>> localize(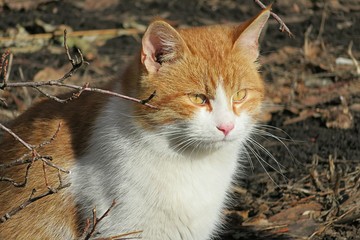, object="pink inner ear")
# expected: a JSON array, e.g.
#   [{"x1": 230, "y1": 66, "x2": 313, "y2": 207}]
[
  {"x1": 141, "y1": 21, "x2": 188, "y2": 73},
  {"x1": 141, "y1": 32, "x2": 163, "y2": 73}
]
